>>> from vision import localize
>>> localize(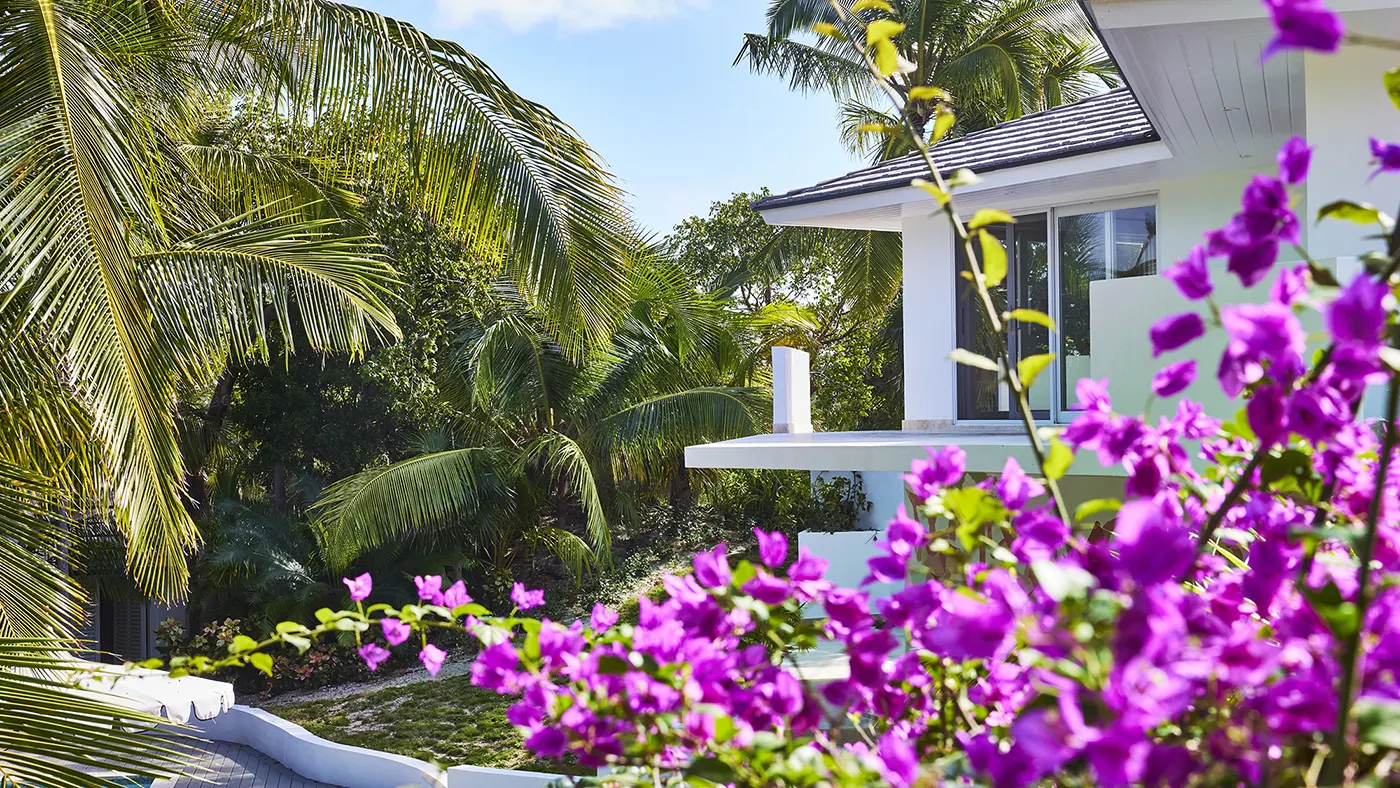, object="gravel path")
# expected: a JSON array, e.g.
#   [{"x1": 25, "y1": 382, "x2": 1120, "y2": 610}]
[{"x1": 256, "y1": 657, "x2": 474, "y2": 707}]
